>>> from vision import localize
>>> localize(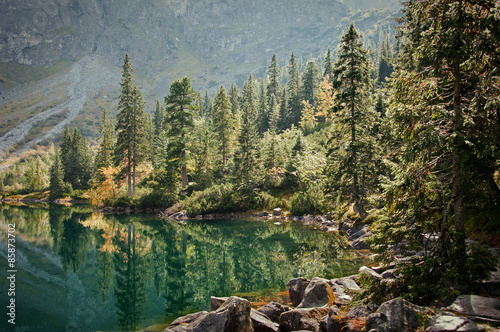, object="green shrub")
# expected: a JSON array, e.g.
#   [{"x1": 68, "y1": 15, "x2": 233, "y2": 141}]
[
  {"x1": 289, "y1": 184, "x2": 326, "y2": 215},
  {"x1": 183, "y1": 183, "x2": 237, "y2": 216}
]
